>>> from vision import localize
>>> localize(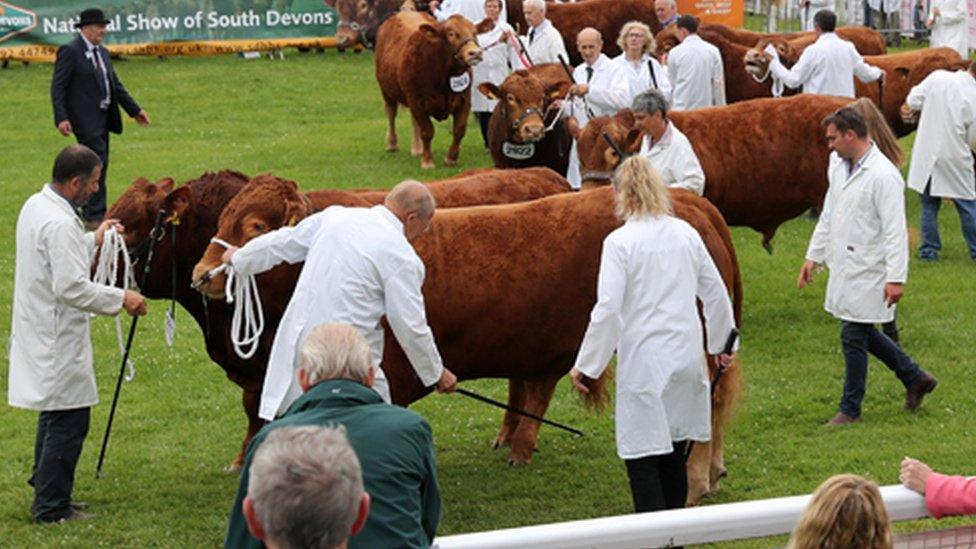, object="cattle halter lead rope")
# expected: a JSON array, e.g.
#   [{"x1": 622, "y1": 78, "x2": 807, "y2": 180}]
[
  {"x1": 92, "y1": 227, "x2": 137, "y2": 382},
  {"x1": 210, "y1": 237, "x2": 265, "y2": 360}
]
